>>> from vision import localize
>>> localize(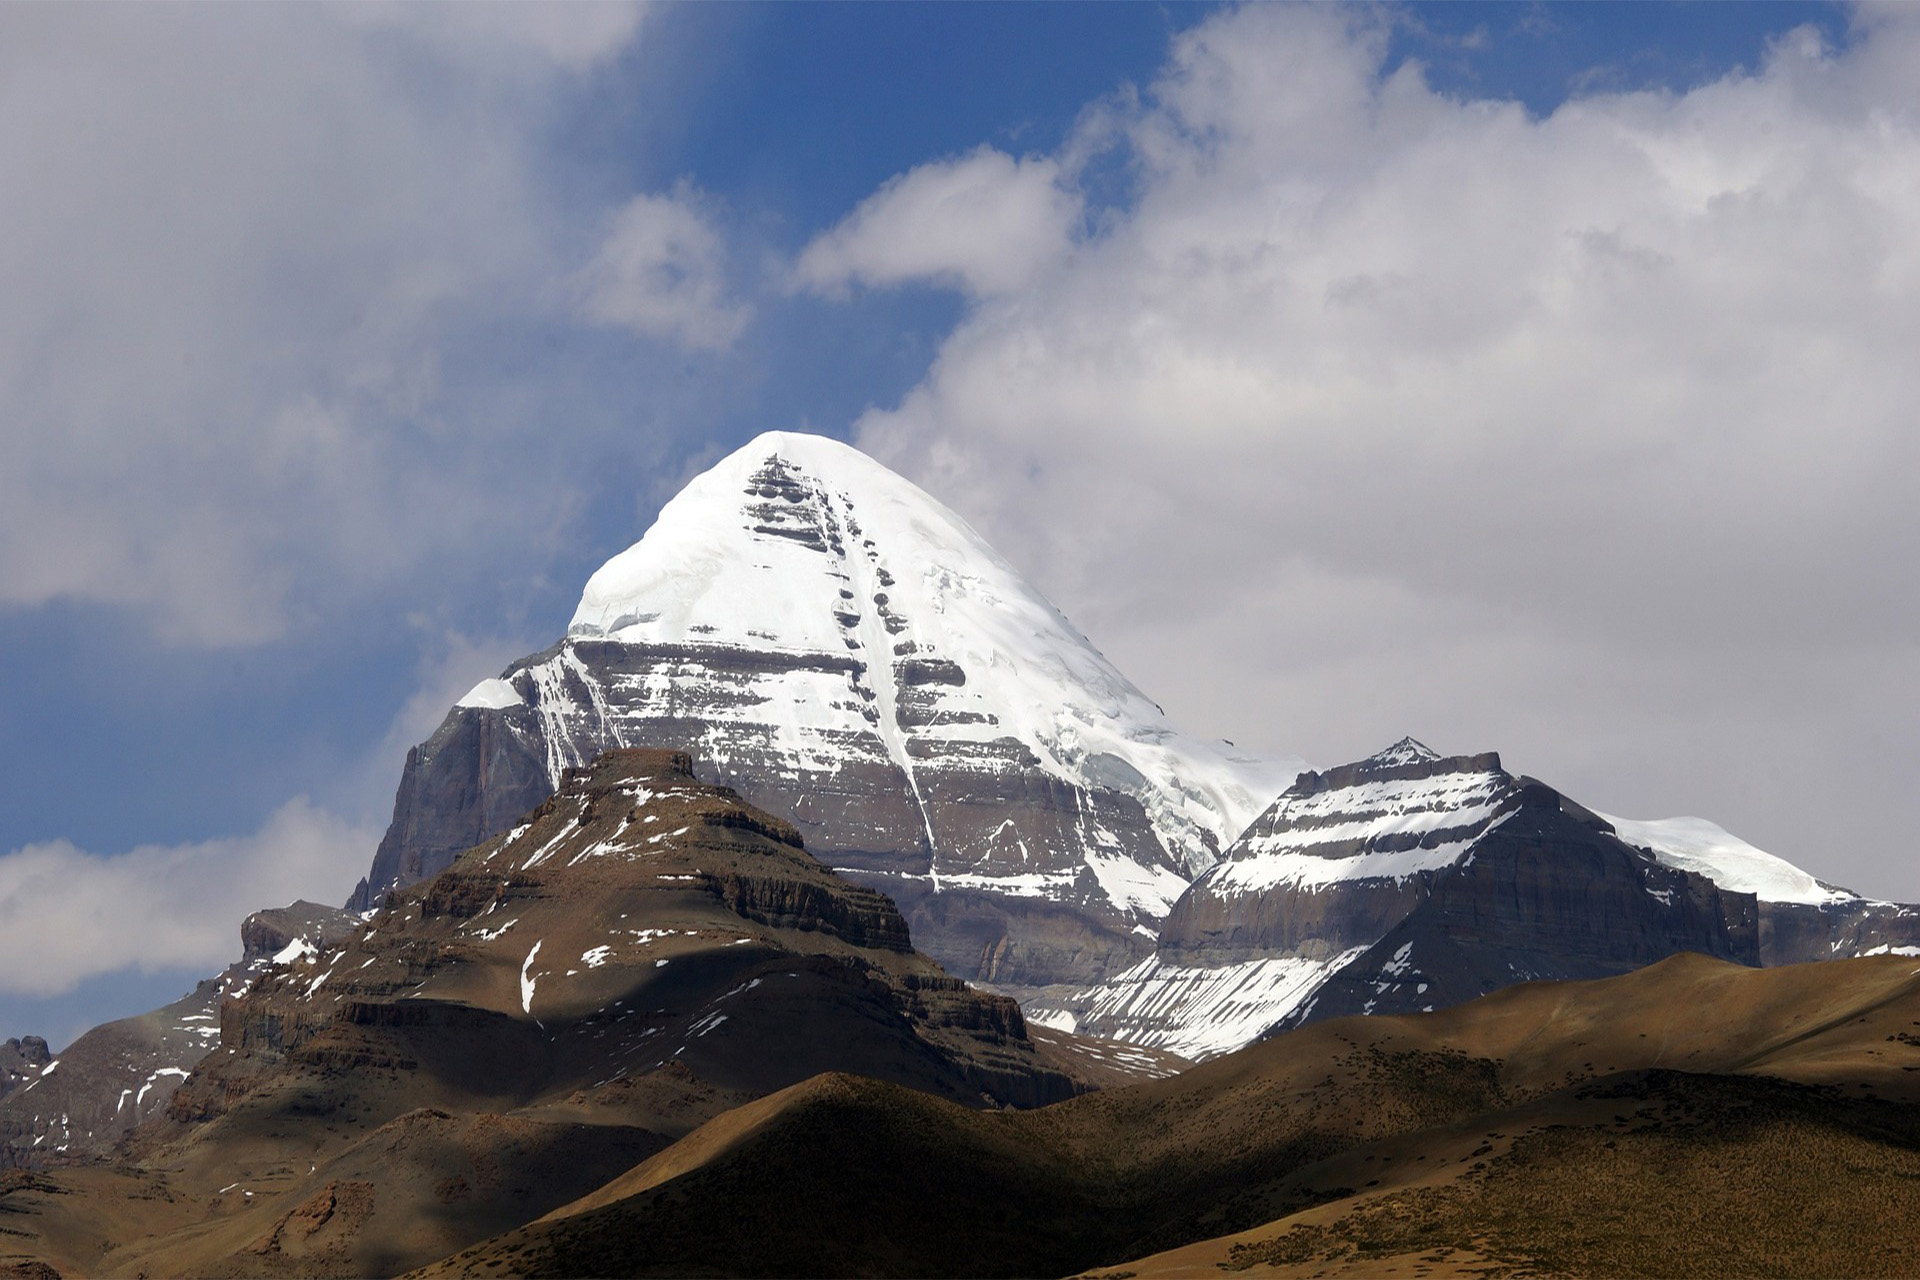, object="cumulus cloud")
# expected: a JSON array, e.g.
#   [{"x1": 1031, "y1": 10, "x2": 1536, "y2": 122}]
[
  {"x1": 0, "y1": 3, "x2": 651, "y2": 646},
  {"x1": 792, "y1": 145, "x2": 1080, "y2": 297},
  {"x1": 844, "y1": 6, "x2": 1920, "y2": 897},
  {"x1": 0, "y1": 800, "x2": 376, "y2": 998},
  {"x1": 574, "y1": 184, "x2": 753, "y2": 351}
]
